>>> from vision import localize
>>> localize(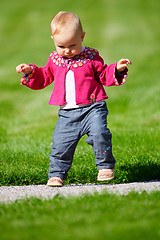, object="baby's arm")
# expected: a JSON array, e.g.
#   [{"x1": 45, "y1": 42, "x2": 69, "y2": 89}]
[
  {"x1": 16, "y1": 64, "x2": 33, "y2": 75},
  {"x1": 16, "y1": 56, "x2": 54, "y2": 90},
  {"x1": 93, "y1": 53, "x2": 131, "y2": 86}
]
